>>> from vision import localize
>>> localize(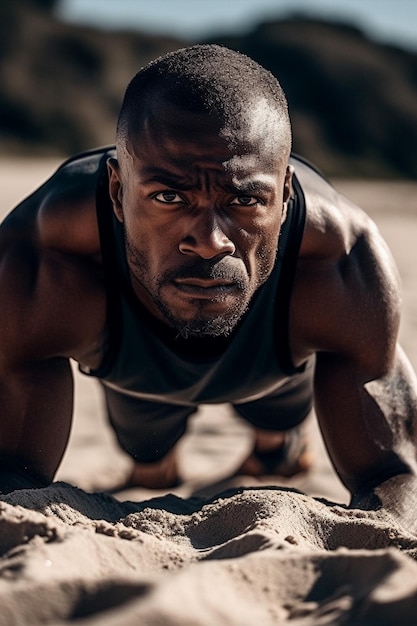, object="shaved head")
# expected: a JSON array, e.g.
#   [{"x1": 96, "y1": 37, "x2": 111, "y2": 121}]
[
  {"x1": 116, "y1": 44, "x2": 292, "y2": 163},
  {"x1": 109, "y1": 45, "x2": 294, "y2": 339}
]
